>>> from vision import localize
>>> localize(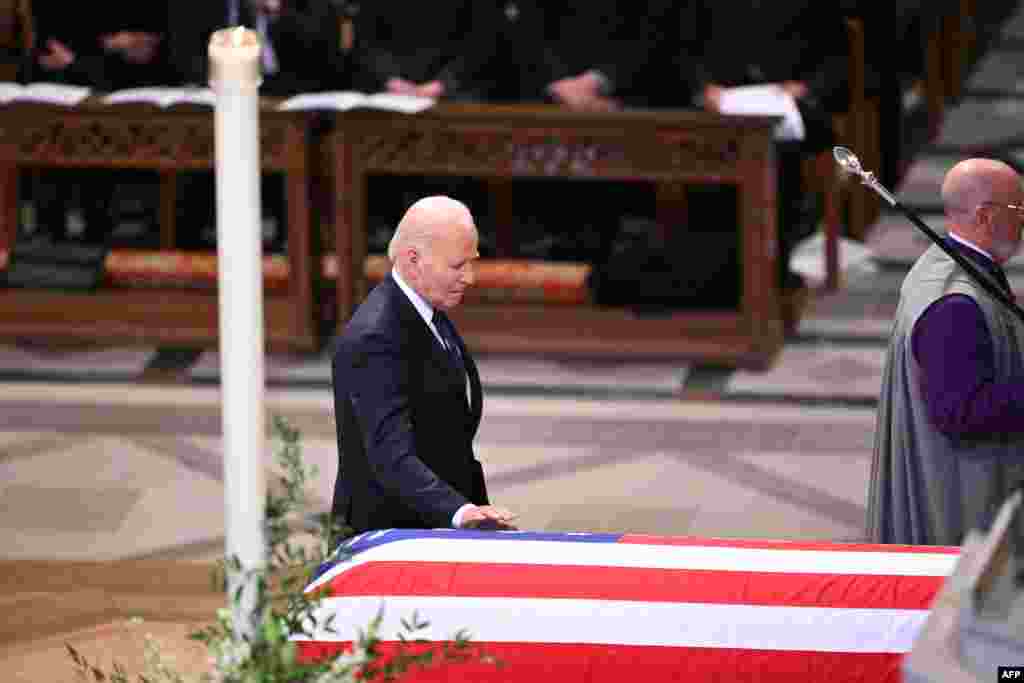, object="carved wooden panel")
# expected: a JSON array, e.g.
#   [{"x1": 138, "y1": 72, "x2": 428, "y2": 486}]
[
  {"x1": 0, "y1": 113, "x2": 295, "y2": 169},
  {"x1": 350, "y1": 124, "x2": 752, "y2": 180}
]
